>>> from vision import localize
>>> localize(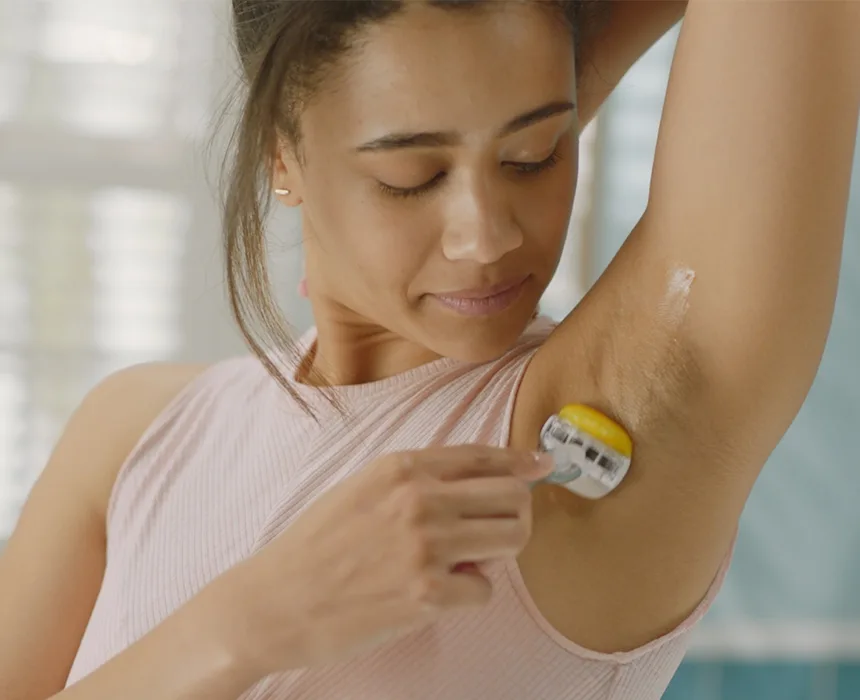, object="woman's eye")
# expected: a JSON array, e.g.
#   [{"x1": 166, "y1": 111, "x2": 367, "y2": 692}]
[
  {"x1": 508, "y1": 148, "x2": 561, "y2": 175},
  {"x1": 376, "y1": 148, "x2": 562, "y2": 200},
  {"x1": 377, "y1": 172, "x2": 446, "y2": 199}
]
